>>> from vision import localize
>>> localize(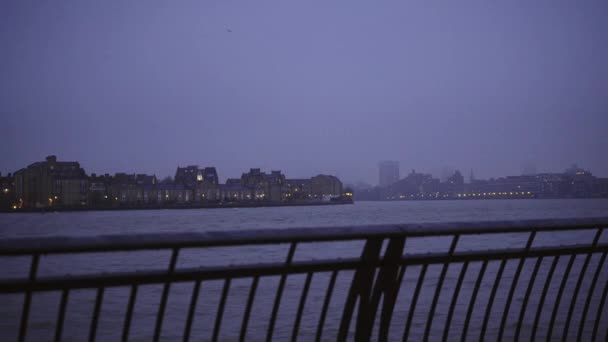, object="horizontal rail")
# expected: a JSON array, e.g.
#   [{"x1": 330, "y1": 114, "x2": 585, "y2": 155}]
[
  {"x1": 1, "y1": 217, "x2": 607, "y2": 255},
  {"x1": 2, "y1": 243, "x2": 607, "y2": 293}
]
